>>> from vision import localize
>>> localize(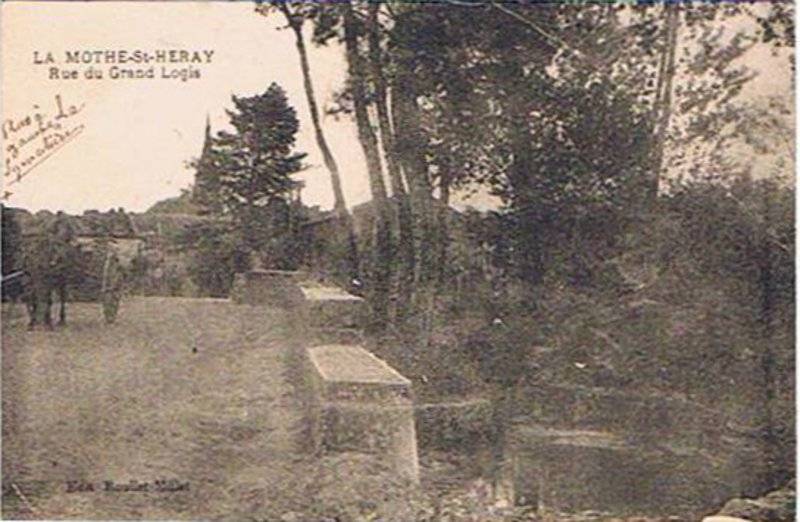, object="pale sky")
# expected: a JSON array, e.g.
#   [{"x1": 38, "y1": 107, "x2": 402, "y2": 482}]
[
  {"x1": 0, "y1": 2, "x2": 794, "y2": 214},
  {"x1": 2, "y1": 1, "x2": 374, "y2": 214}
]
